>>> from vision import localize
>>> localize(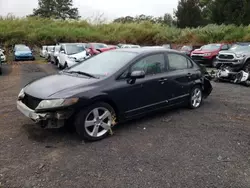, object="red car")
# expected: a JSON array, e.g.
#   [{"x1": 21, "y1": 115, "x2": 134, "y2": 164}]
[
  {"x1": 191, "y1": 43, "x2": 231, "y2": 67},
  {"x1": 85, "y1": 43, "x2": 117, "y2": 55}
]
